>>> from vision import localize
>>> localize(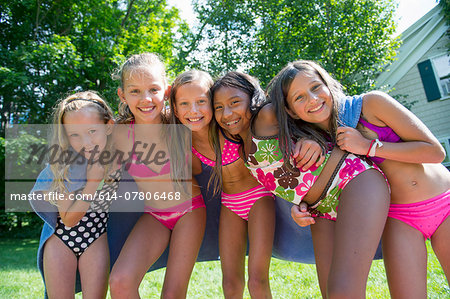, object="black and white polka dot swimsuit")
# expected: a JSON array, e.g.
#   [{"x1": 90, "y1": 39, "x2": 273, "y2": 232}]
[{"x1": 55, "y1": 169, "x2": 121, "y2": 257}]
